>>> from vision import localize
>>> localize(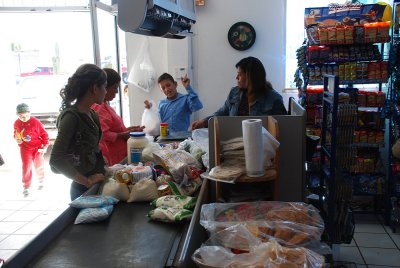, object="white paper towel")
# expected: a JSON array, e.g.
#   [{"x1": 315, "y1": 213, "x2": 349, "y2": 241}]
[{"x1": 242, "y1": 119, "x2": 264, "y2": 177}]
